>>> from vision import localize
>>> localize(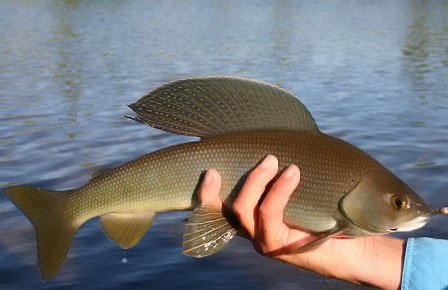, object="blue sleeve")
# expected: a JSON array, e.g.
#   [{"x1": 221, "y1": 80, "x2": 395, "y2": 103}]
[{"x1": 401, "y1": 237, "x2": 448, "y2": 290}]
